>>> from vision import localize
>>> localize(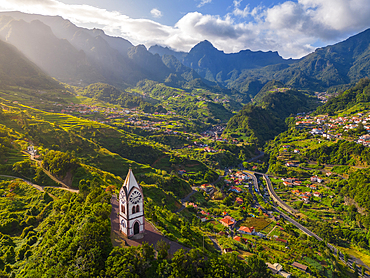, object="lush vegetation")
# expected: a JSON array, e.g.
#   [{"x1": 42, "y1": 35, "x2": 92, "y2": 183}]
[
  {"x1": 316, "y1": 78, "x2": 370, "y2": 115},
  {"x1": 3, "y1": 16, "x2": 370, "y2": 277},
  {"x1": 224, "y1": 88, "x2": 318, "y2": 144}
]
